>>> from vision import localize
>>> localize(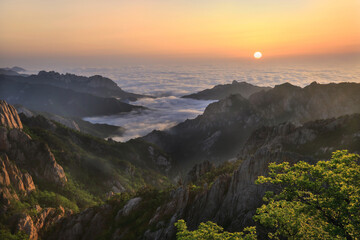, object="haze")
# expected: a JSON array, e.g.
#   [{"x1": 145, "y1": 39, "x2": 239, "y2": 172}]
[{"x1": 0, "y1": 0, "x2": 359, "y2": 67}]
